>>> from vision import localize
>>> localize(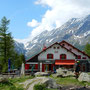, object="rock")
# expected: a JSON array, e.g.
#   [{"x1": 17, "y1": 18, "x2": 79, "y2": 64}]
[
  {"x1": 35, "y1": 72, "x2": 49, "y2": 76},
  {"x1": 70, "y1": 87, "x2": 76, "y2": 90},
  {"x1": 0, "y1": 77, "x2": 8, "y2": 83},
  {"x1": 78, "y1": 72, "x2": 90, "y2": 82},
  {"x1": 52, "y1": 73, "x2": 63, "y2": 78},
  {"x1": 54, "y1": 68, "x2": 75, "y2": 78},
  {"x1": 56, "y1": 68, "x2": 64, "y2": 74},
  {"x1": 0, "y1": 77, "x2": 3, "y2": 82},
  {"x1": 54, "y1": 68, "x2": 65, "y2": 77},
  {"x1": 43, "y1": 78, "x2": 61, "y2": 89},
  {"x1": 76, "y1": 86, "x2": 90, "y2": 90}
]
